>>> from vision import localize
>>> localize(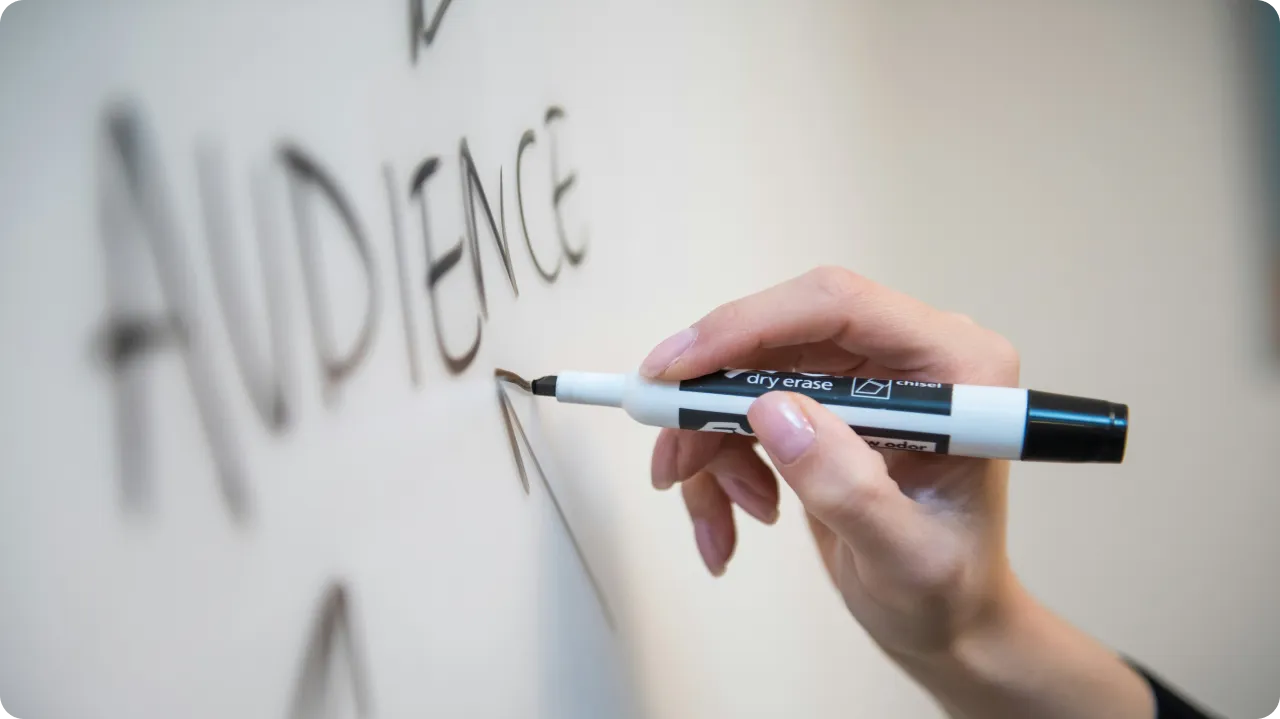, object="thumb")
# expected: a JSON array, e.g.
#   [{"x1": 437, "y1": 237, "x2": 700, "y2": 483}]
[{"x1": 747, "y1": 391, "x2": 930, "y2": 563}]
